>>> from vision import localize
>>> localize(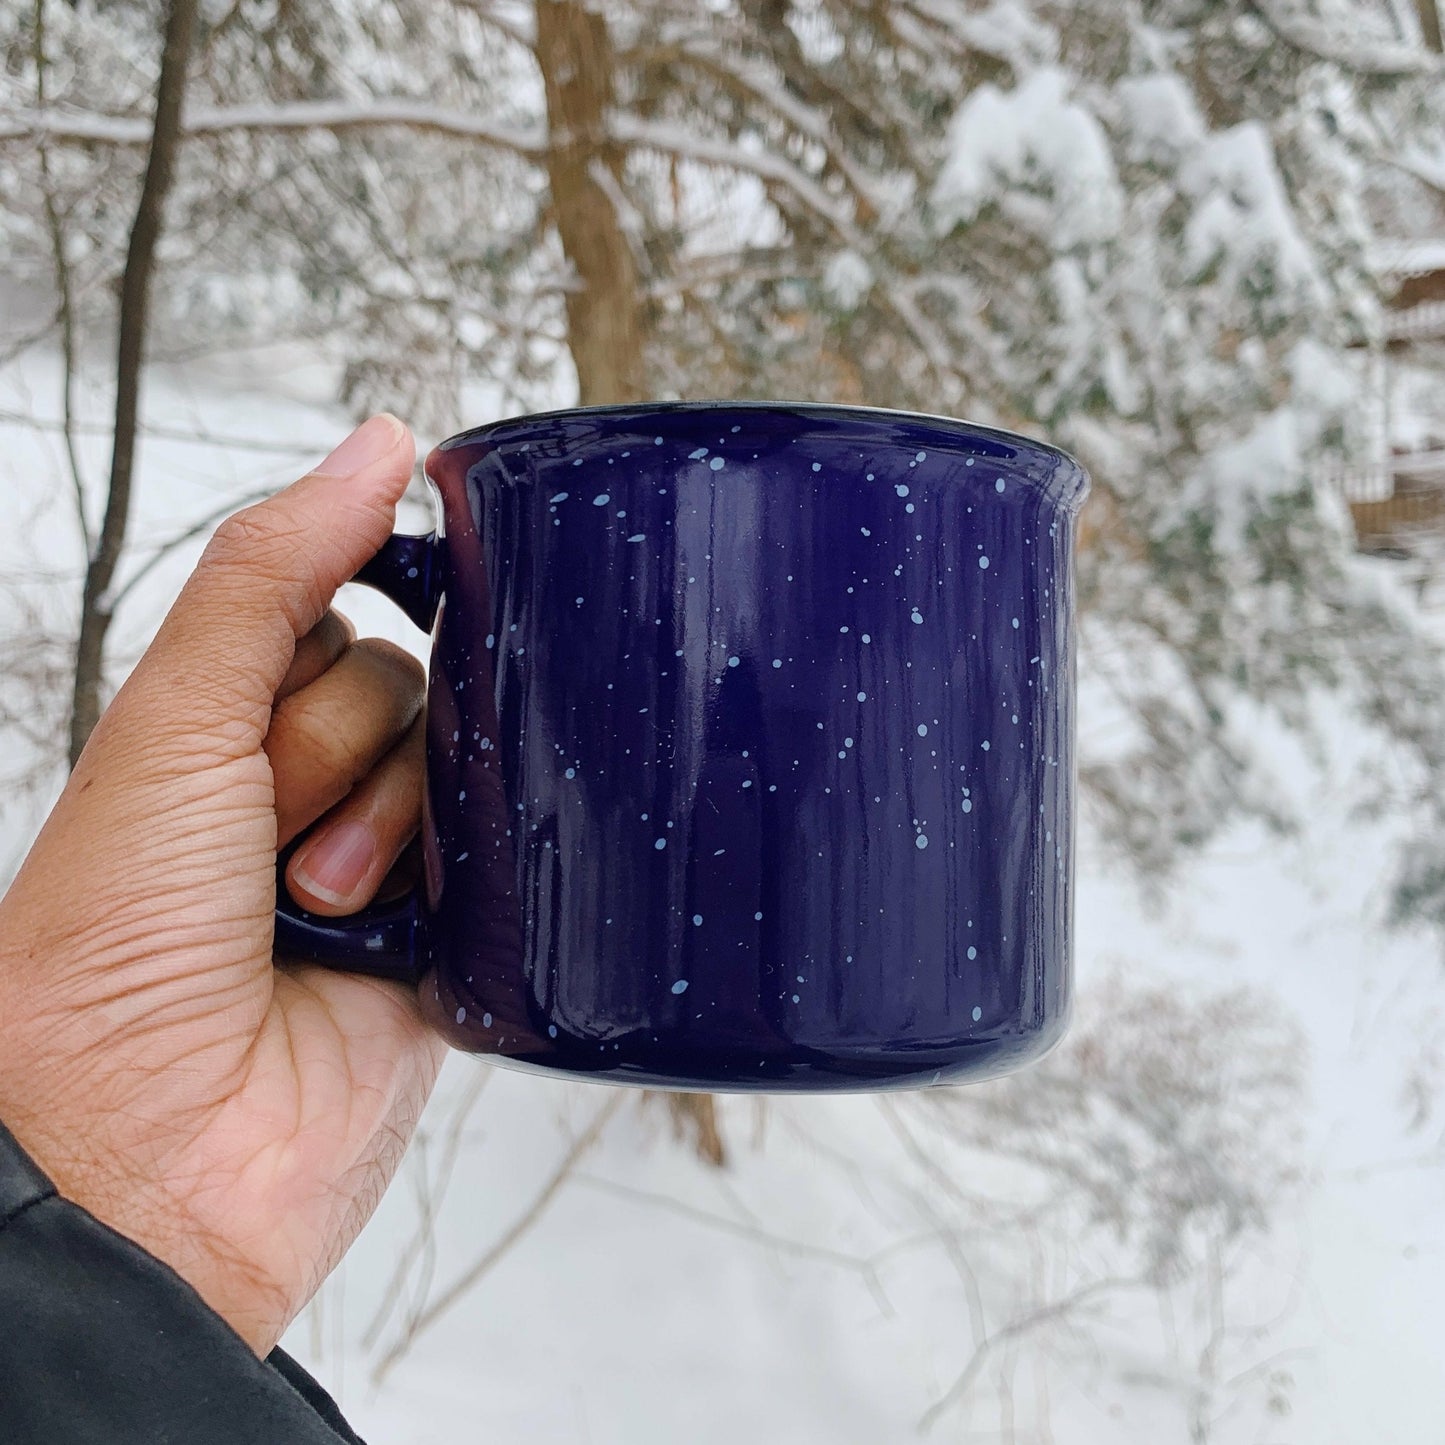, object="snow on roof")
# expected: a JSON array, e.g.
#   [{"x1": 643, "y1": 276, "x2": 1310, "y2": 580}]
[{"x1": 1371, "y1": 238, "x2": 1445, "y2": 277}]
